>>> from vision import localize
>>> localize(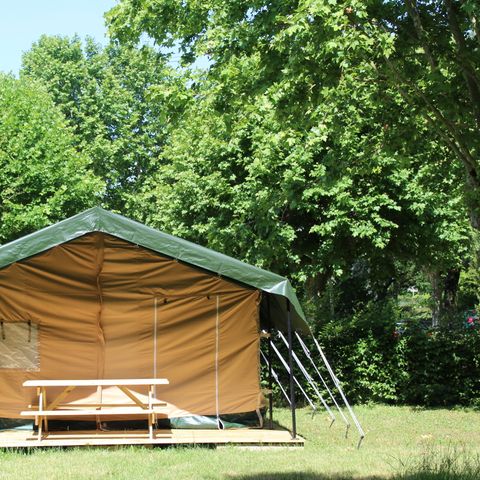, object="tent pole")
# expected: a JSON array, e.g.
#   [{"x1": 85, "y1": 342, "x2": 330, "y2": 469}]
[
  {"x1": 312, "y1": 336, "x2": 366, "y2": 447},
  {"x1": 260, "y1": 351, "x2": 291, "y2": 406},
  {"x1": 278, "y1": 331, "x2": 336, "y2": 425},
  {"x1": 215, "y1": 295, "x2": 222, "y2": 429},
  {"x1": 294, "y1": 331, "x2": 350, "y2": 433},
  {"x1": 268, "y1": 339, "x2": 273, "y2": 429},
  {"x1": 270, "y1": 340, "x2": 317, "y2": 411},
  {"x1": 267, "y1": 297, "x2": 273, "y2": 429},
  {"x1": 153, "y1": 297, "x2": 158, "y2": 400},
  {"x1": 286, "y1": 299, "x2": 297, "y2": 439}
]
